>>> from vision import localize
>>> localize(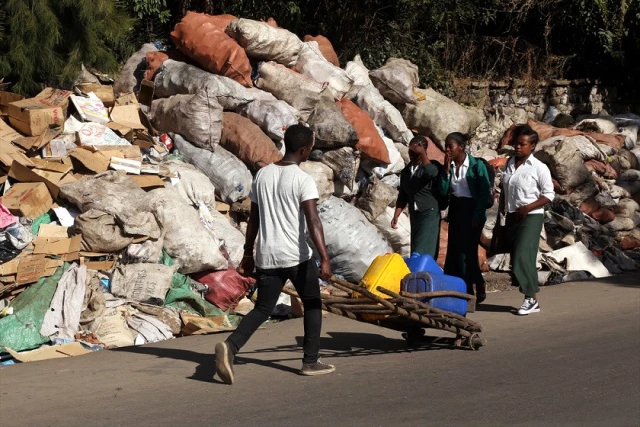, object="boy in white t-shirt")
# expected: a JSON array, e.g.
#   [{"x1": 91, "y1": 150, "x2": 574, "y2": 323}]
[{"x1": 215, "y1": 125, "x2": 334, "y2": 385}]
